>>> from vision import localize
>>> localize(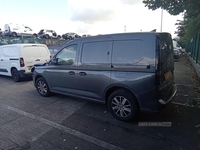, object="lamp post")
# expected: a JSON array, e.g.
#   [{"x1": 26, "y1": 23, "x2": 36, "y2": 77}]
[{"x1": 160, "y1": 9, "x2": 163, "y2": 32}]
